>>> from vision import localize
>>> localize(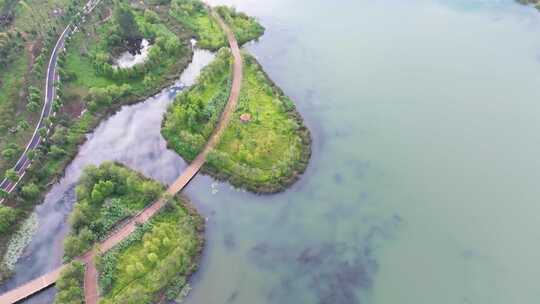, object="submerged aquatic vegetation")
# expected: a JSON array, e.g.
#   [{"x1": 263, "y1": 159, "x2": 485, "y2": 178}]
[{"x1": 1, "y1": 212, "x2": 38, "y2": 271}]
